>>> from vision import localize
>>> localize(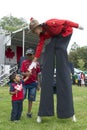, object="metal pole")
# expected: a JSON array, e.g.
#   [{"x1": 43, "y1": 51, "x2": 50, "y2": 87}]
[{"x1": 23, "y1": 29, "x2": 25, "y2": 56}]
